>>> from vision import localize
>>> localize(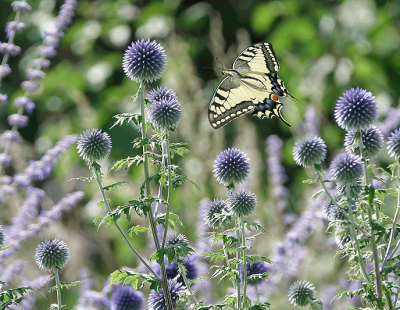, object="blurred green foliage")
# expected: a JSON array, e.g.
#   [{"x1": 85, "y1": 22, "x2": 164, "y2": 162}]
[{"x1": 1, "y1": 0, "x2": 400, "y2": 309}]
